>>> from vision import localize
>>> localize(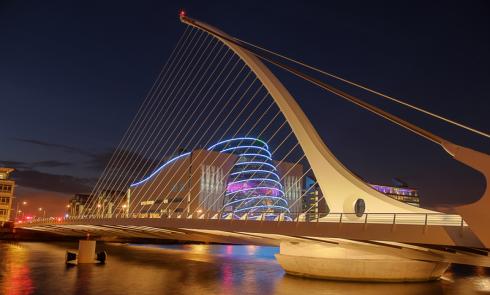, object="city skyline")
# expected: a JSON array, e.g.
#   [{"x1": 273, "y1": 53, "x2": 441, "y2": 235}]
[
  {"x1": 1, "y1": 1, "x2": 489, "y2": 216},
  {"x1": 2, "y1": 2, "x2": 490, "y2": 289}
]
